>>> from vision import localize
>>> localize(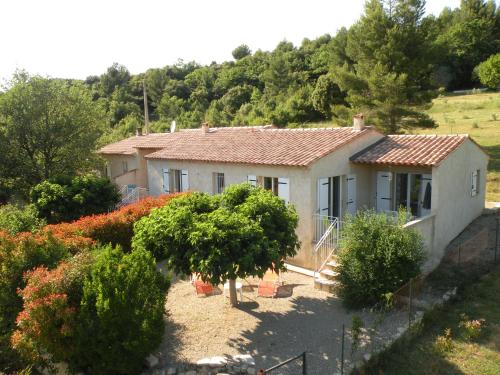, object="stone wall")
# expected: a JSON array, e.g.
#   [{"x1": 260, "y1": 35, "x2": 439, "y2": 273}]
[{"x1": 143, "y1": 354, "x2": 258, "y2": 375}]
